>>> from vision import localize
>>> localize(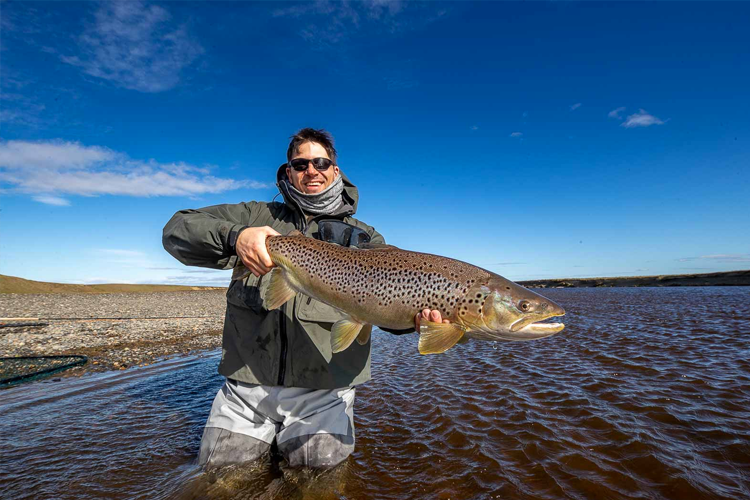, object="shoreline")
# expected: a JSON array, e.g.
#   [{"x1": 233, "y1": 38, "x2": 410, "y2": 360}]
[
  {"x1": 0, "y1": 291, "x2": 226, "y2": 380},
  {"x1": 519, "y1": 269, "x2": 750, "y2": 288}
]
